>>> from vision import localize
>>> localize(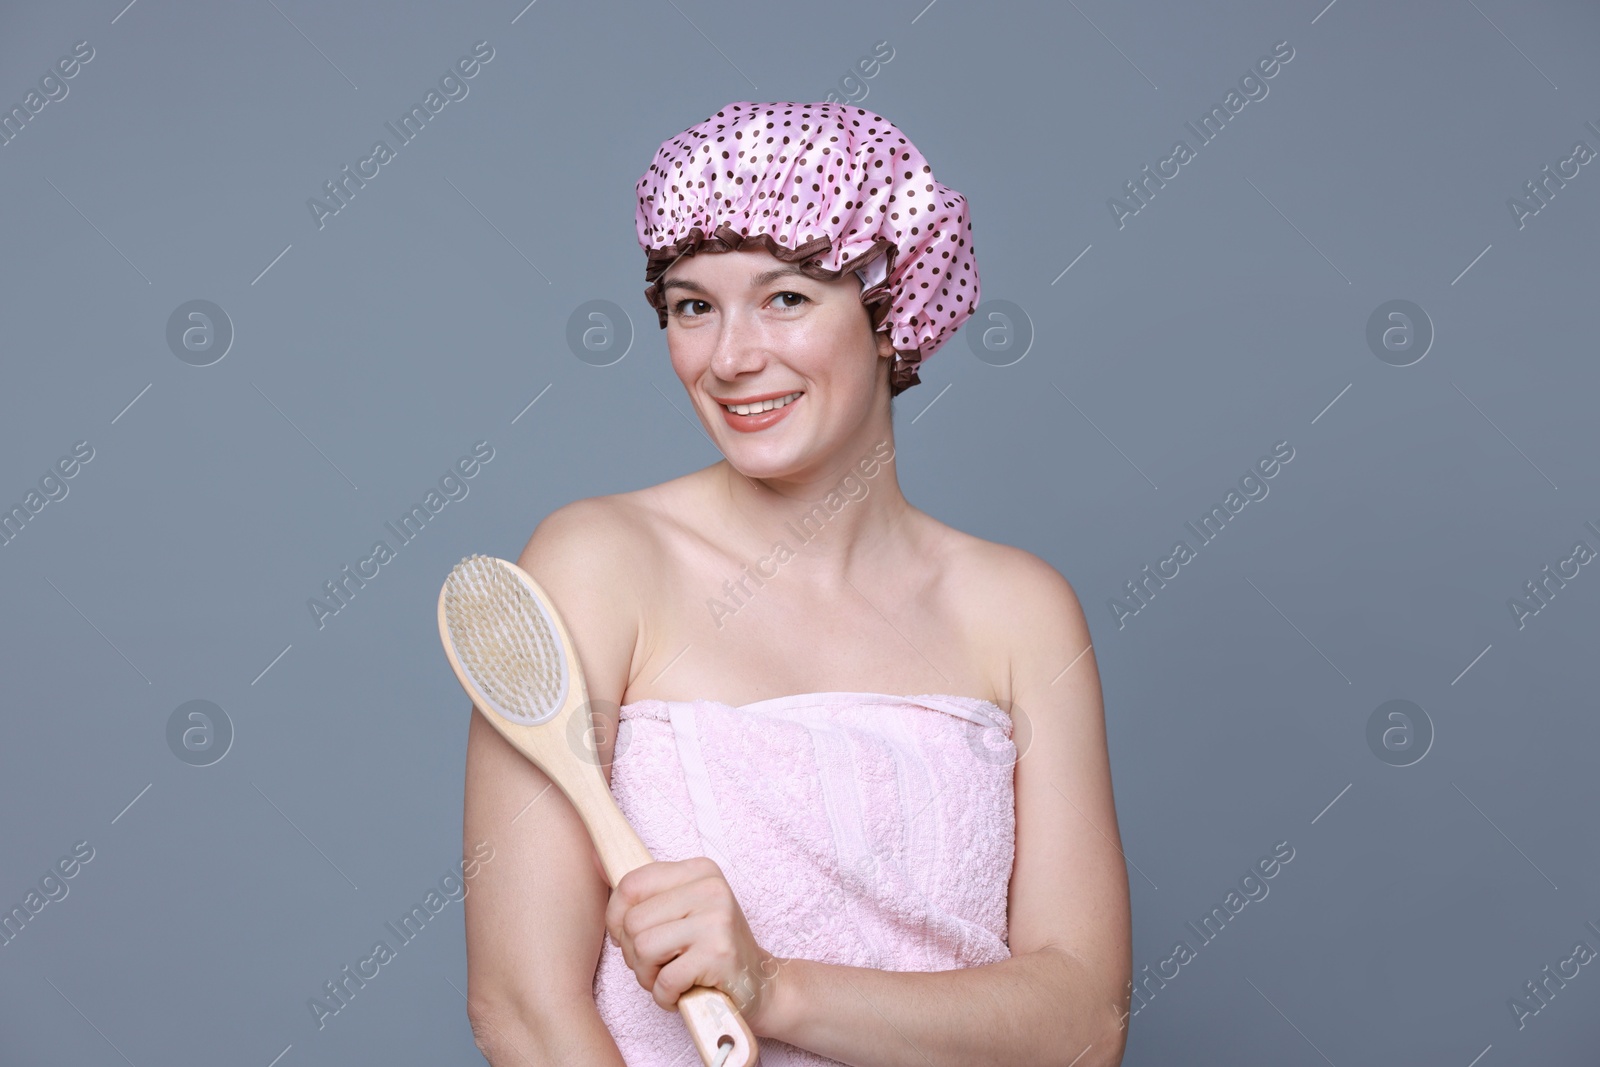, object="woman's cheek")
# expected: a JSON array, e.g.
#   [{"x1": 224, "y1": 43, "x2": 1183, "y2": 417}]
[
  {"x1": 666, "y1": 338, "x2": 701, "y2": 382},
  {"x1": 781, "y1": 319, "x2": 840, "y2": 376}
]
